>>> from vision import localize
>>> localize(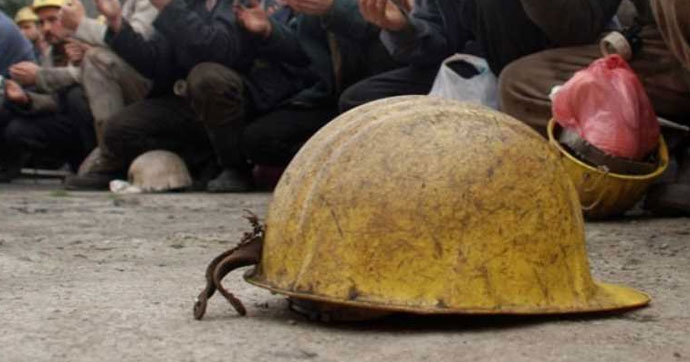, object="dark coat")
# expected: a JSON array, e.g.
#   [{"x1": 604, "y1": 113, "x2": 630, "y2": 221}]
[
  {"x1": 260, "y1": 0, "x2": 399, "y2": 107},
  {"x1": 381, "y1": 0, "x2": 622, "y2": 74},
  {"x1": 105, "y1": 0, "x2": 307, "y2": 111}
]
